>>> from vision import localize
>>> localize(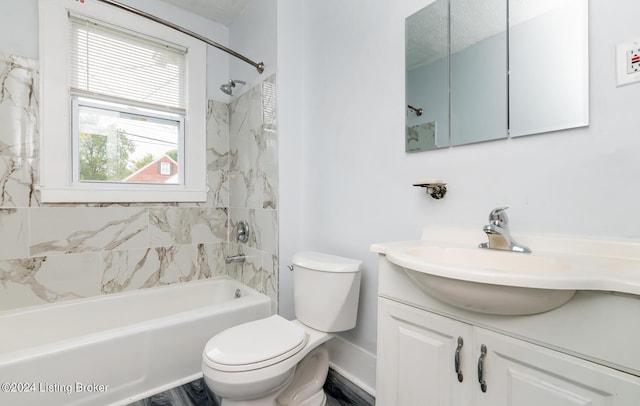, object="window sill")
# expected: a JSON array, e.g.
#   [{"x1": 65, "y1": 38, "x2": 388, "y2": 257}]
[{"x1": 39, "y1": 187, "x2": 207, "y2": 203}]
